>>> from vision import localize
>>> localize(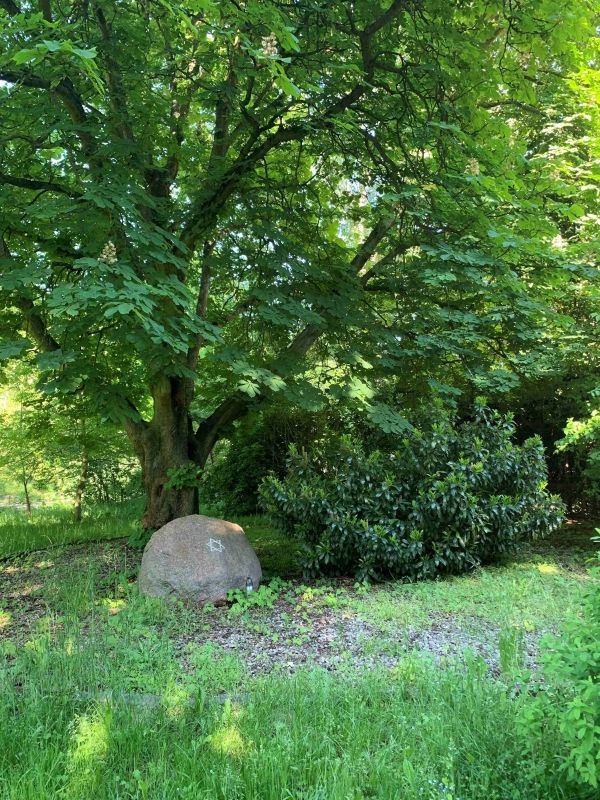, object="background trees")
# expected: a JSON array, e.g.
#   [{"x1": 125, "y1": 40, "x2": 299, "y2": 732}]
[
  {"x1": 0, "y1": 363, "x2": 139, "y2": 512},
  {"x1": 0, "y1": 0, "x2": 598, "y2": 526}
]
